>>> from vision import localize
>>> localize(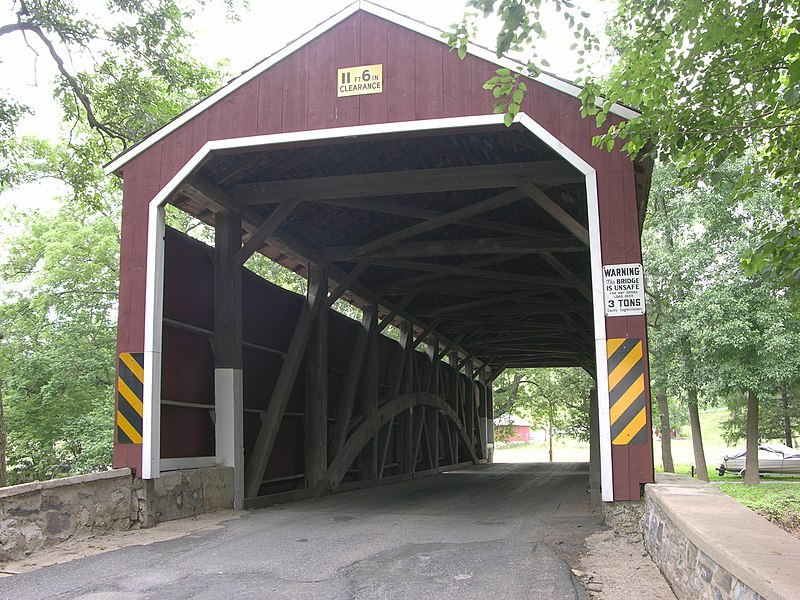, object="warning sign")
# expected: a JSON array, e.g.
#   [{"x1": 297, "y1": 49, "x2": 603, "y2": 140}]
[
  {"x1": 603, "y1": 263, "x2": 645, "y2": 317},
  {"x1": 337, "y1": 64, "x2": 383, "y2": 97}
]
